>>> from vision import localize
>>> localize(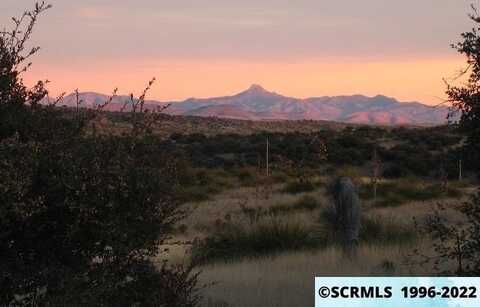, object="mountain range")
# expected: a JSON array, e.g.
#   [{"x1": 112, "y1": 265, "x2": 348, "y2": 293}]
[{"x1": 53, "y1": 84, "x2": 452, "y2": 126}]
